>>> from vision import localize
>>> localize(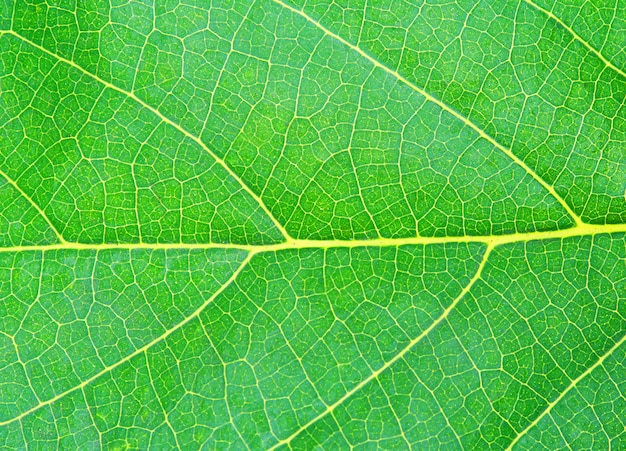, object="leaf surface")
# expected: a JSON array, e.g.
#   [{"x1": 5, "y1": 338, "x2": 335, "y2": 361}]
[{"x1": 0, "y1": 0, "x2": 625, "y2": 449}]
